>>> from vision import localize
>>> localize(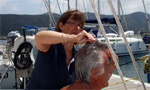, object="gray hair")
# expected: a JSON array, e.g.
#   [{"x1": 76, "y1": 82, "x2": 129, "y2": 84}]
[{"x1": 75, "y1": 40, "x2": 108, "y2": 83}]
